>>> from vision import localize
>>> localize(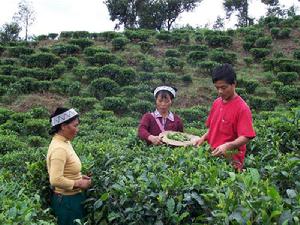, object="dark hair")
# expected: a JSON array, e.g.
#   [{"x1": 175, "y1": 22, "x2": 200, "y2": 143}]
[
  {"x1": 49, "y1": 107, "x2": 79, "y2": 135},
  {"x1": 153, "y1": 86, "x2": 177, "y2": 100},
  {"x1": 212, "y1": 63, "x2": 236, "y2": 84}
]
